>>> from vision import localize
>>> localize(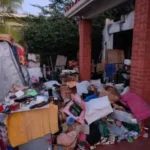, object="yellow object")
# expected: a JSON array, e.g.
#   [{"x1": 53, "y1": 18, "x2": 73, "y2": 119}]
[{"x1": 5, "y1": 104, "x2": 58, "y2": 147}]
